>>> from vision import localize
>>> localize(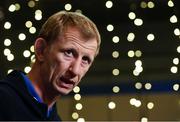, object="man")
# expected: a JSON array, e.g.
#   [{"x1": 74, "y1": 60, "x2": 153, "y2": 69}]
[{"x1": 0, "y1": 11, "x2": 101, "y2": 120}]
